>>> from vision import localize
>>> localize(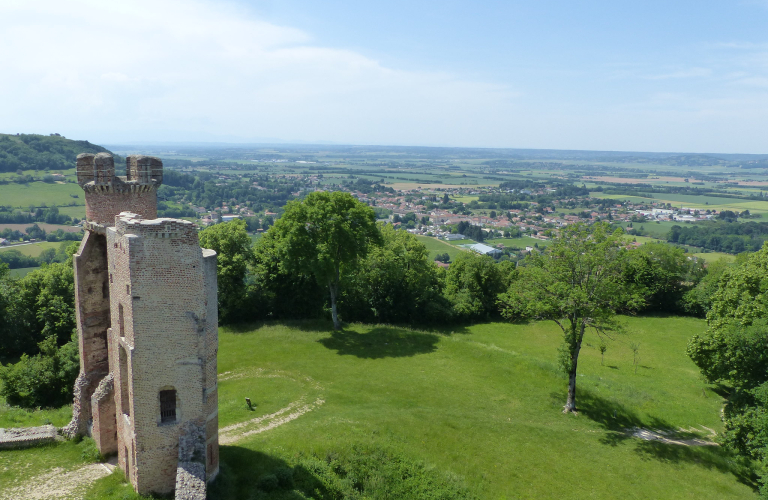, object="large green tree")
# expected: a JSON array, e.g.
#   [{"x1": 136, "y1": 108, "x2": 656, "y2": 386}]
[
  {"x1": 340, "y1": 225, "x2": 449, "y2": 325},
  {"x1": 688, "y1": 243, "x2": 768, "y2": 496},
  {"x1": 624, "y1": 242, "x2": 705, "y2": 313},
  {"x1": 270, "y1": 191, "x2": 381, "y2": 330},
  {"x1": 498, "y1": 222, "x2": 641, "y2": 413},
  {"x1": 444, "y1": 252, "x2": 512, "y2": 322},
  {"x1": 199, "y1": 219, "x2": 255, "y2": 323}
]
